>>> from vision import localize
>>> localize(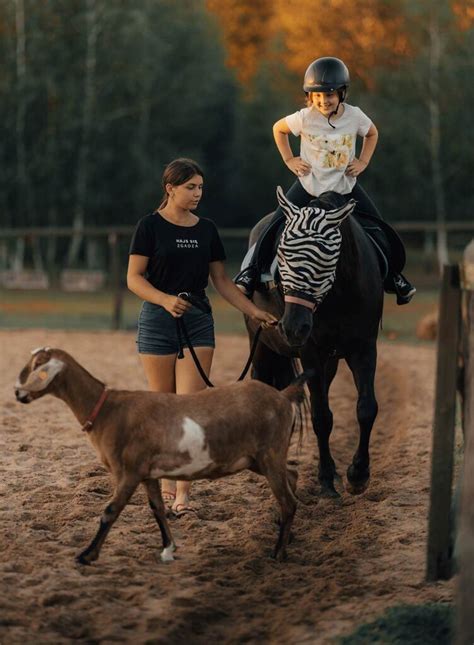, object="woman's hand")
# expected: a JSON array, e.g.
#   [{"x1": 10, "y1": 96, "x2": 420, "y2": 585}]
[
  {"x1": 346, "y1": 158, "x2": 368, "y2": 177},
  {"x1": 250, "y1": 307, "x2": 278, "y2": 329},
  {"x1": 162, "y1": 295, "x2": 191, "y2": 318},
  {"x1": 286, "y1": 156, "x2": 311, "y2": 178}
]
